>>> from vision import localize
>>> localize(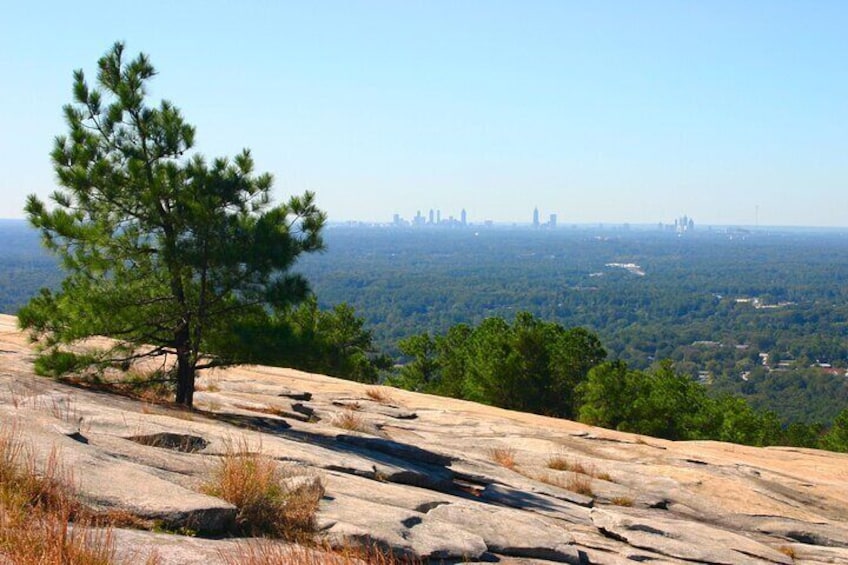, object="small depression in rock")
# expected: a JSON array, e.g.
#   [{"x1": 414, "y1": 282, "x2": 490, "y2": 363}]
[{"x1": 126, "y1": 433, "x2": 209, "y2": 453}]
